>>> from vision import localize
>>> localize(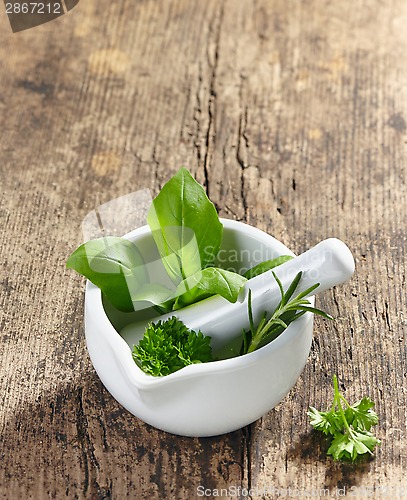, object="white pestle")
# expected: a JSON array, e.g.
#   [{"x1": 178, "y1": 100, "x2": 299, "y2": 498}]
[{"x1": 120, "y1": 238, "x2": 355, "y2": 355}]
